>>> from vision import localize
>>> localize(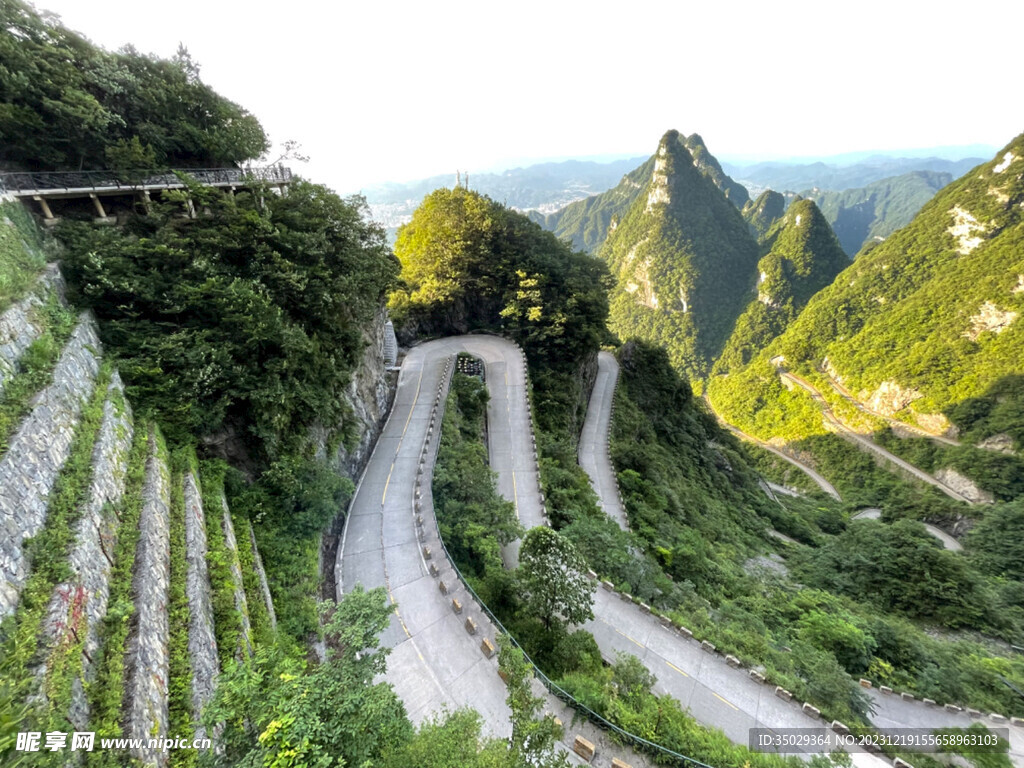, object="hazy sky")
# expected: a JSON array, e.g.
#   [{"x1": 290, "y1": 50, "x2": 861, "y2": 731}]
[{"x1": 31, "y1": 0, "x2": 1023, "y2": 194}]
